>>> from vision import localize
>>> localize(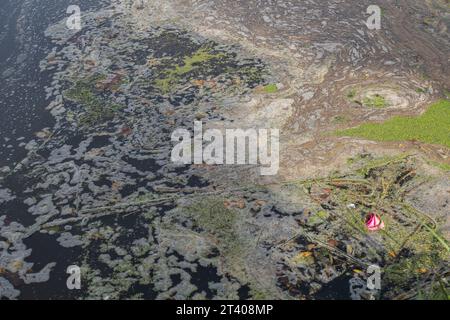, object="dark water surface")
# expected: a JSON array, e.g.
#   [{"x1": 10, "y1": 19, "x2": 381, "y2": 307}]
[
  {"x1": 0, "y1": 0, "x2": 102, "y2": 167},
  {"x1": 0, "y1": 0, "x2": 105, "y2": 299}
]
